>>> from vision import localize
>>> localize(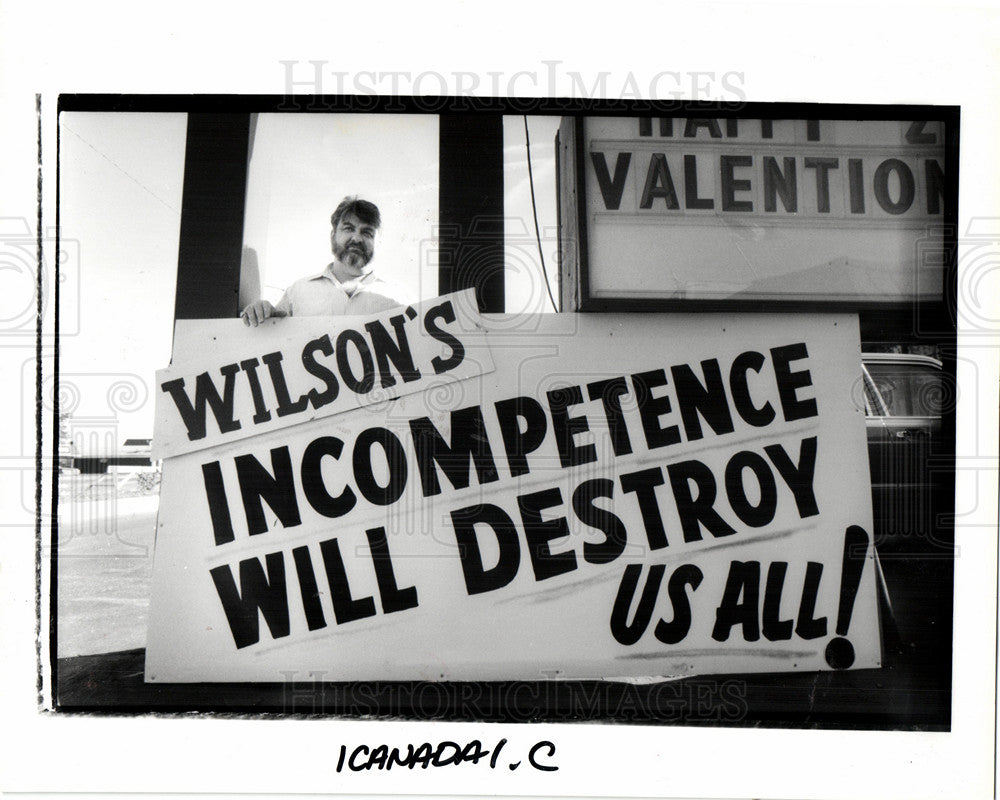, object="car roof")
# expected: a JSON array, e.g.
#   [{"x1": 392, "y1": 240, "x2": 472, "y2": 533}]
[{"x1": 861, "y1": 352, "x2": 943, "y2": 370}]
